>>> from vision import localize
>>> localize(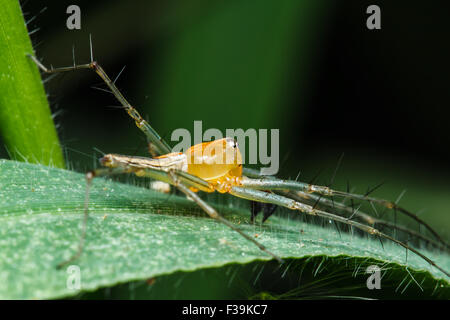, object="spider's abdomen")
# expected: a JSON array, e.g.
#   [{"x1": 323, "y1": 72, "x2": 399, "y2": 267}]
[{"x1": 185, "y1": 138, "x2": 243, "y2": 192}]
